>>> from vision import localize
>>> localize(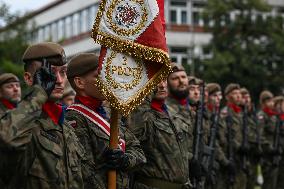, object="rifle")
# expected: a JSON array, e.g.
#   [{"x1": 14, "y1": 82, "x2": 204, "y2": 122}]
[
  {"x1": 272, "y1": 114, "x2": 282, "y2": 166},
  {"x1": 226, "y1": 111, "x2": 236, "y2": 188},
  {"x1": 252, "y1": 105, "x2": 264, "y2": 187},
  {"x1": 191, "y1": 82, "x2": 205, "y2": 189},
  {"x1": 241, "y1": 105, "x2": 249, "y2": 172},
  {"x1": 204, "y1": 105, "x2": 220, "y2": 185}
]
